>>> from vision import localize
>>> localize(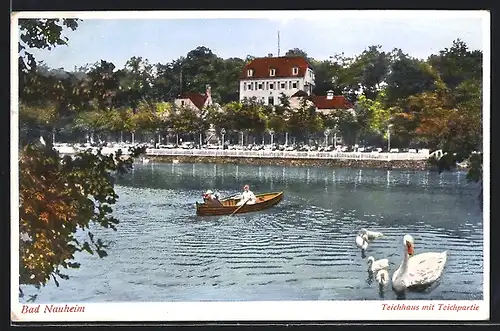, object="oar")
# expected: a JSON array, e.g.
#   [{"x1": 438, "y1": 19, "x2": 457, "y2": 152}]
[
  {"x1": 220, "y1": 193, "x2": 241, "y2": 201},
  {"x1": 229, "y1": 199, "x2": 249, "y2": 217}
]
